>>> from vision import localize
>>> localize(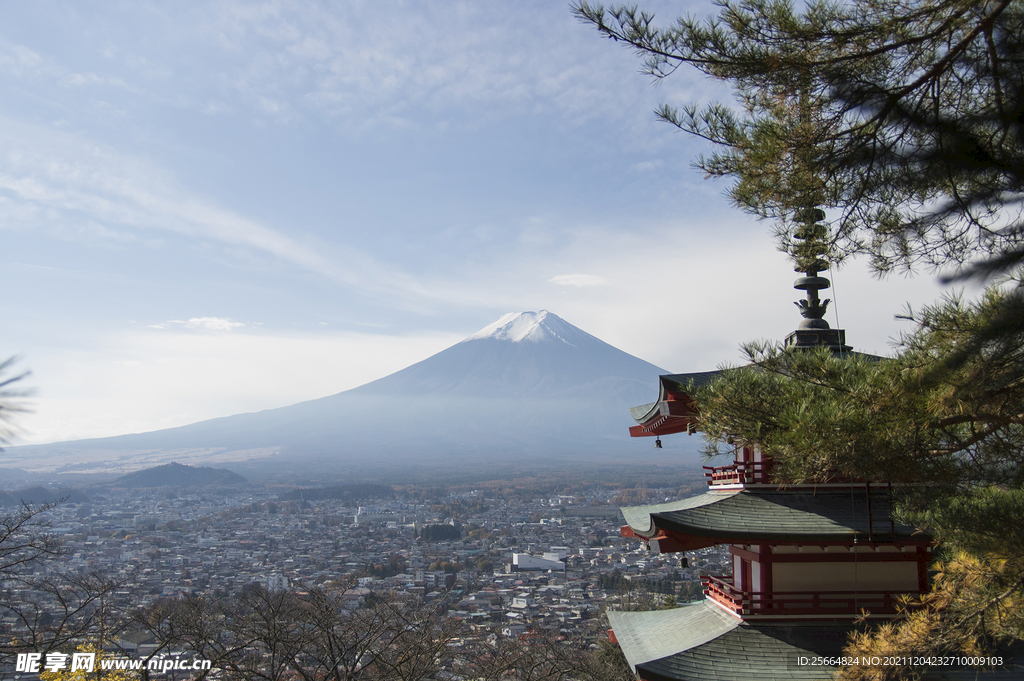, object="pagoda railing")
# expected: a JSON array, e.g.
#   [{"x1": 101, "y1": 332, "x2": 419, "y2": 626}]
[
  {"x1": 703, "y1": 460, "x2": 774, "y2": 486},
  {"x1": 702, "y1": 575, "x2": 910, "y2": 618}
]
